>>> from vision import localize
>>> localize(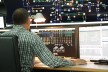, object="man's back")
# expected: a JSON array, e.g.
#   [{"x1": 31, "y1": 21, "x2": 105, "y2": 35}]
[{"x1": 1, "y1": 25, "x2": 35, "y2": 72}]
